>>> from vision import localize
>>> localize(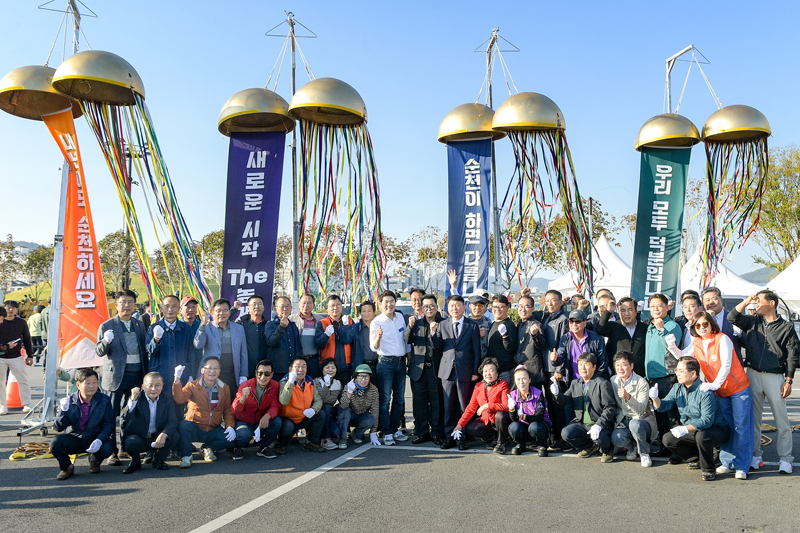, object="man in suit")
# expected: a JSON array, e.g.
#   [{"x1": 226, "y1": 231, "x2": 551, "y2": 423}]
[
  {"x1": 194, "y1": 298, "x2": 248, "y2": 390},
  {"x1": 146, "y1": 294, "x2": 194, "y2": 398},
  {"x1": 702, "y1": 287, "x2": 743, "y2": 362},
  {"x1": 515, "y1": 294, "x2": 547, "y2": 387},
  {"x1": 50, "y1": 368, "x2": 115, "y2": 480},
  {"x1": 594, "y1": 296, "x2": 648, "y2": 377},
  {"x1": 120, "y1": 372, "x2": 178, "y2": 473},
  {"x1": 95, "y1": 289, "x2": 148, "y2": 466},
  {"x1": 431, "y1": 294, "x2": 481, "y2": 449}
]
